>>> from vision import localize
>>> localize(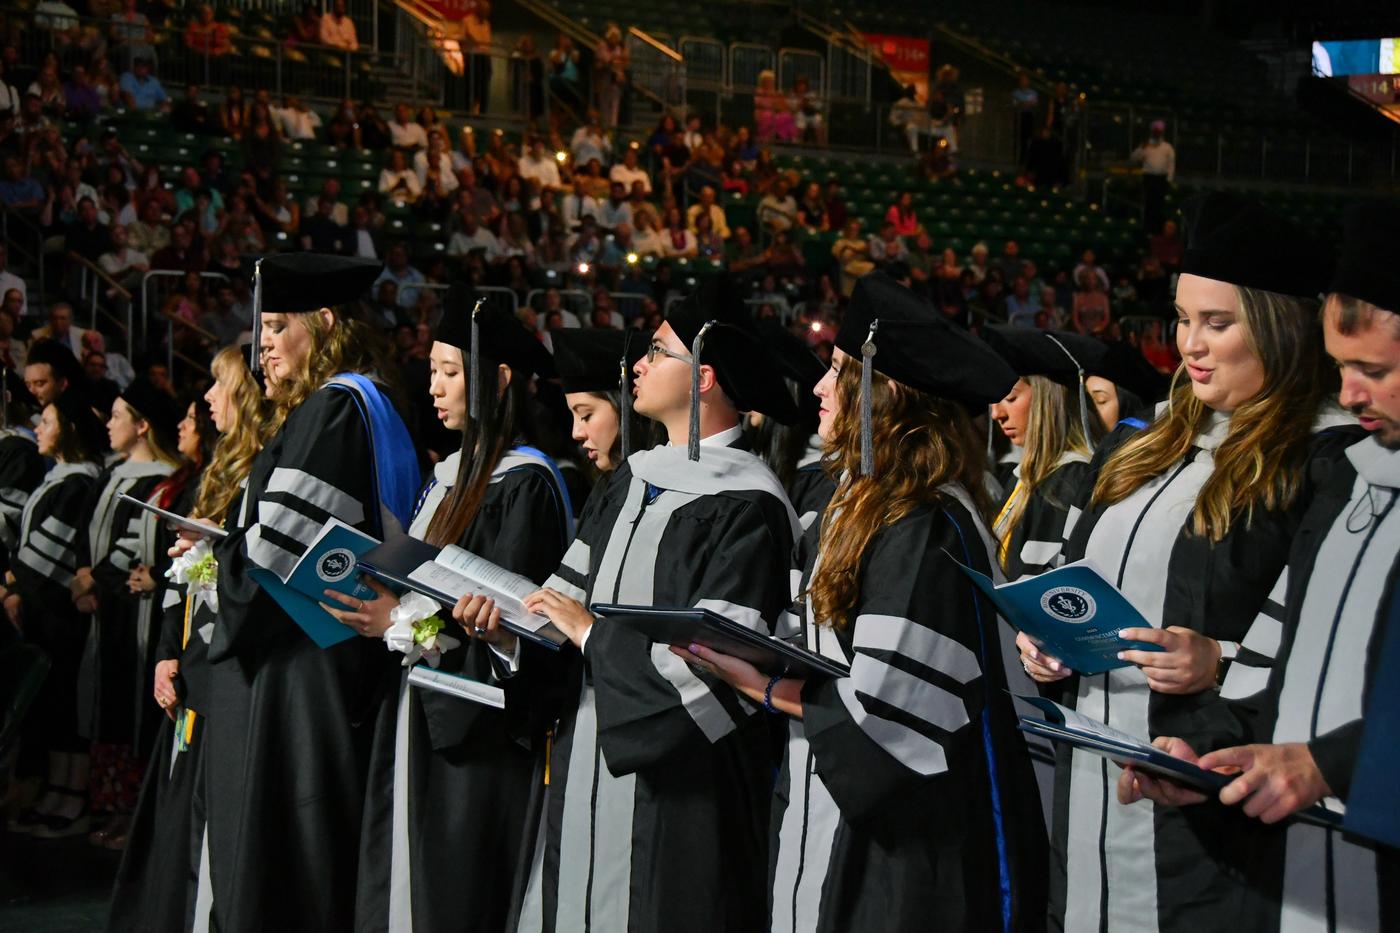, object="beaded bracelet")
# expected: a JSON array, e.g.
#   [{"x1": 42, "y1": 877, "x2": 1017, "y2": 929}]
[{"x1": 763, "y1": 674, "x2": 784, "y2": 714}]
